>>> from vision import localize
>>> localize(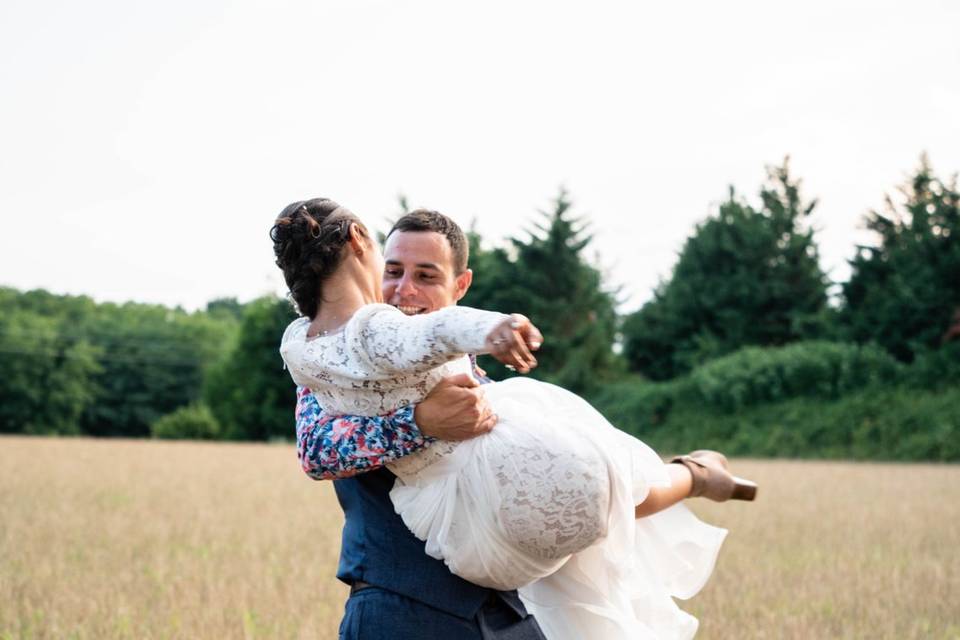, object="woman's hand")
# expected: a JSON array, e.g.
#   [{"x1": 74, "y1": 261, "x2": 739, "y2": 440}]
[{"x1": 484, "y1": 314, "x2": 543, "y2": 374}]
